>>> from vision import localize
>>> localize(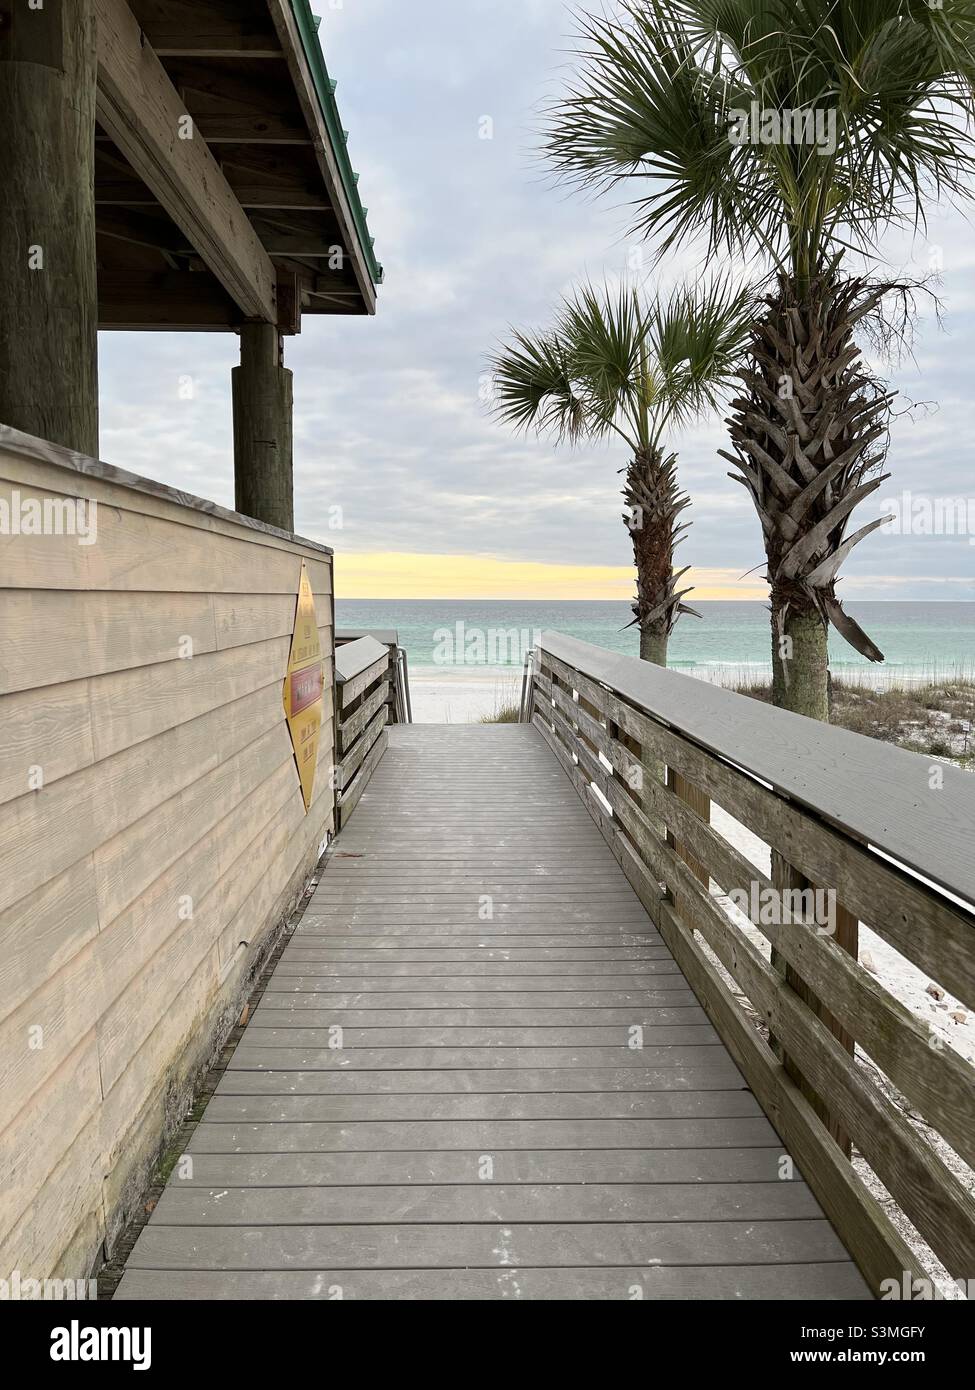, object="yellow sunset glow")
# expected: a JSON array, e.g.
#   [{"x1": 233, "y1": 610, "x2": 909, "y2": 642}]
[{"x1": 335, "y1": 552, "x2": 768, "y2": 601}]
